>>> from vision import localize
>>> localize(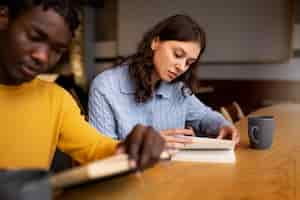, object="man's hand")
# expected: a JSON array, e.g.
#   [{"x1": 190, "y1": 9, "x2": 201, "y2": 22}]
[
  {"x1": 160, "y1": 128, "x2": 195, "y2": 149},
  {"x1": 217, "y1": 125, "x2": 240, "y2": 145},
  {"x1": 117, "y1": 124, "x2": 165, "y2": 170}
]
